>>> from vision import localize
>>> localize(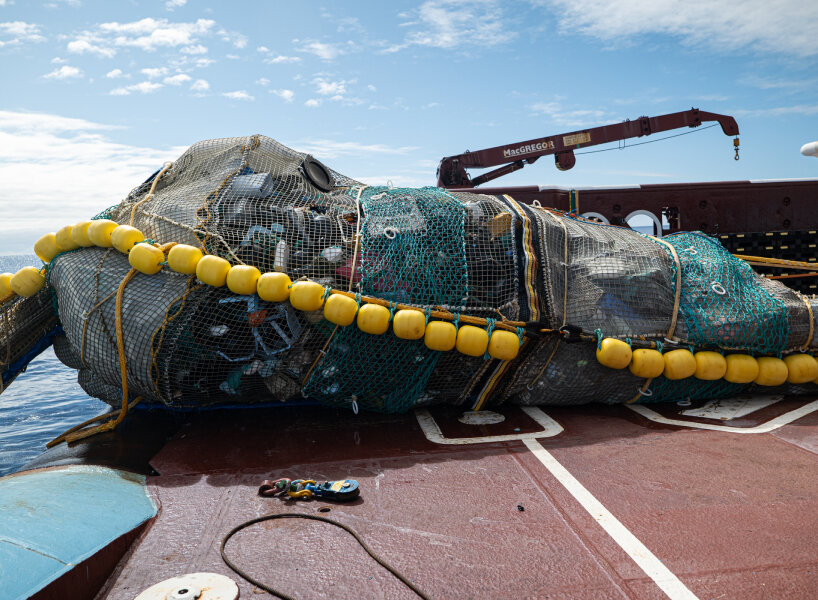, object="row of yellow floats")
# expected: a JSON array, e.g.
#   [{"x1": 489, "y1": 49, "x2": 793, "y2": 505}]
[
  {"x1": 596, "y1": 337, "x2": 818, "y2": 386},
  {"x1": 0, "y1": 220, "x2": 521, "y2": 361},
  {"x1": 5, "y1": 219, "x2": 817, "y2": 380}
]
